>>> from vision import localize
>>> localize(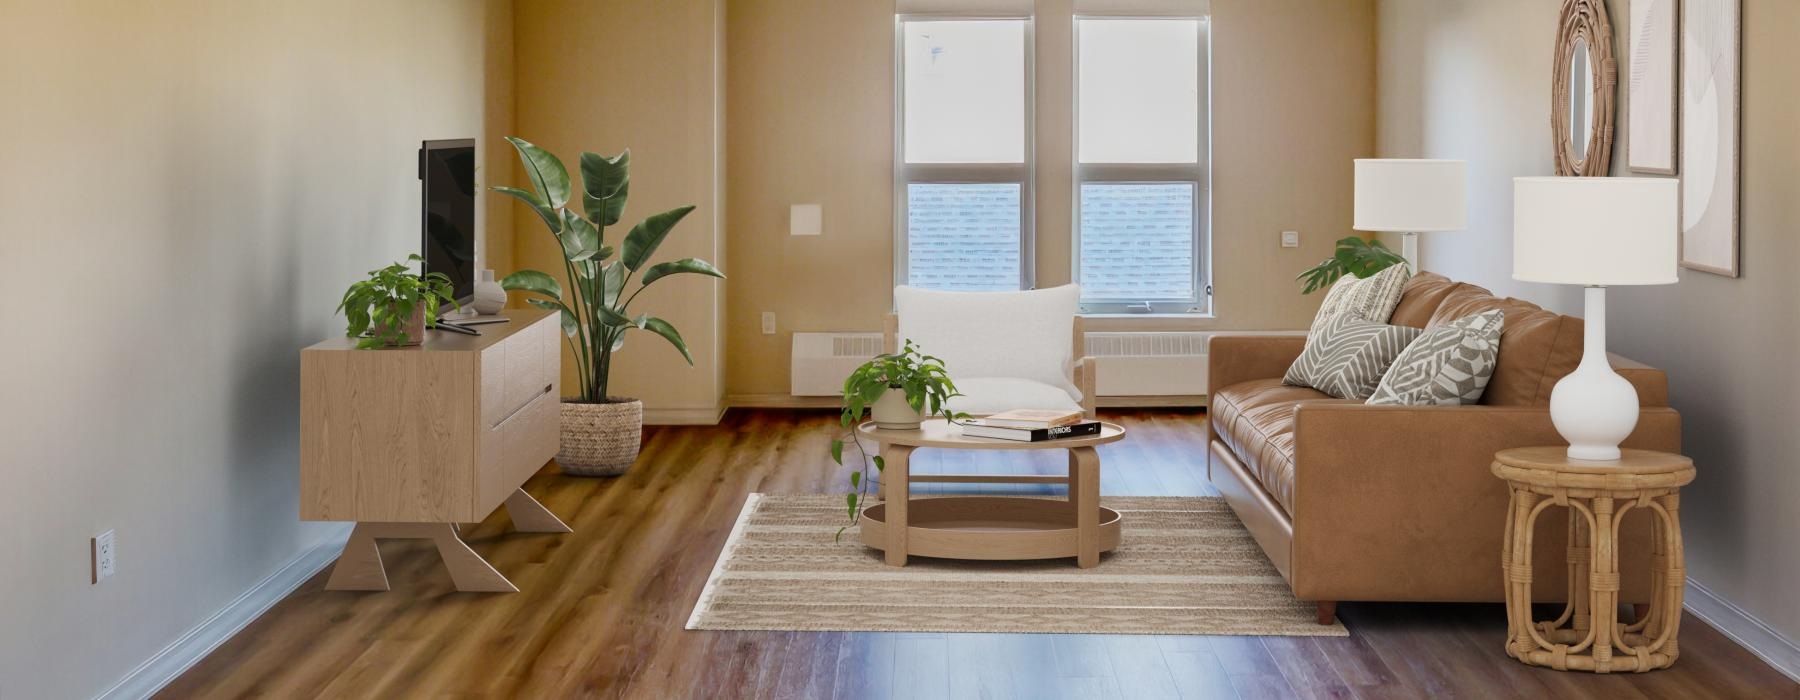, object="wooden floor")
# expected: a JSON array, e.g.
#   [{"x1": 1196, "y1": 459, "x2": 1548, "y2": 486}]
[{"x1": 161, "y1": 410, "x2": 1797, "y2": 699}]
